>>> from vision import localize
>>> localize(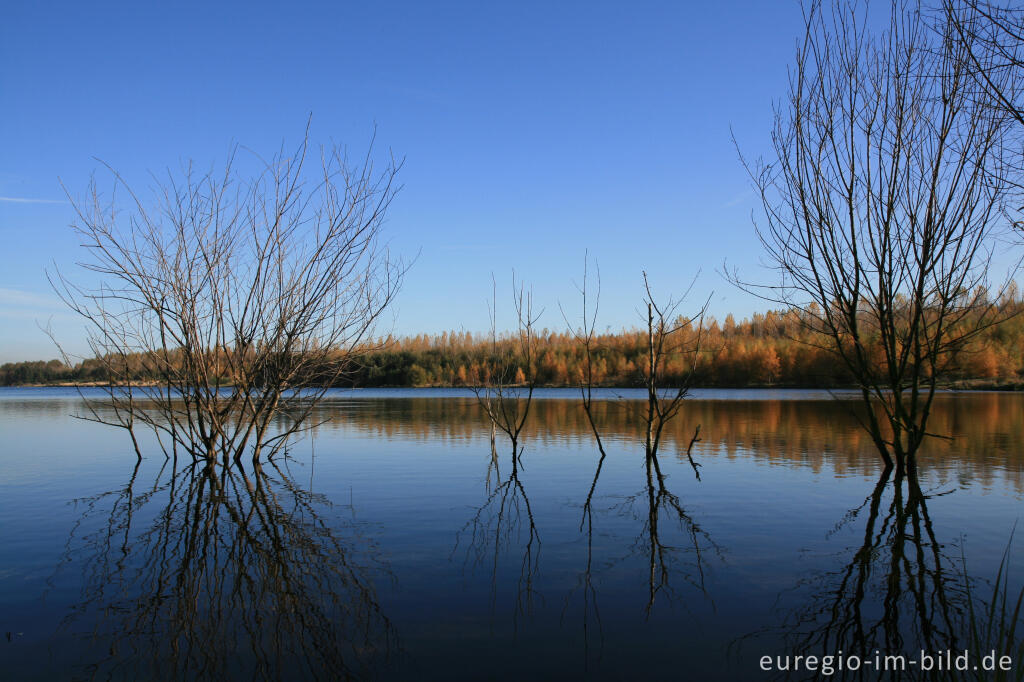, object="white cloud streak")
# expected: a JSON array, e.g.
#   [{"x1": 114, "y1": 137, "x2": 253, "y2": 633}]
[{"x1": 0, "y1": 196, "x2": 66, "y2": 204}]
